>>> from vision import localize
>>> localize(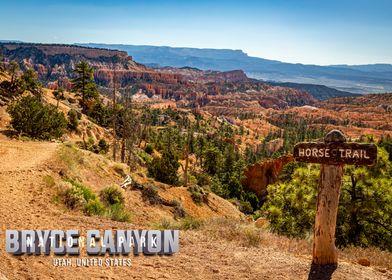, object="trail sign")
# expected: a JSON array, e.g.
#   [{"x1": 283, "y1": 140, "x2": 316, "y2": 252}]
[
  {"x1": 294, "y1": 142, "x2": 377, "y2": 165},
  {"x1": 293, "y1": 130, "x2": 377, "y2": 265}
]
